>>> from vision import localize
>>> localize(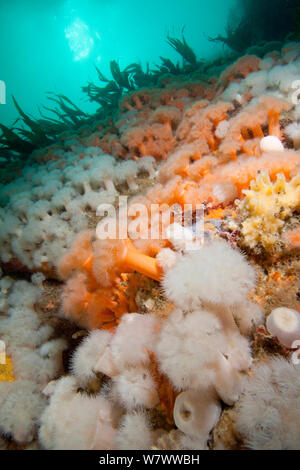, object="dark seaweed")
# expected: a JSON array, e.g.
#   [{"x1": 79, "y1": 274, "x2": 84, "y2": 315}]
[{"x1": 209, "y1": 0, "x2": 299, "y2": 52}]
